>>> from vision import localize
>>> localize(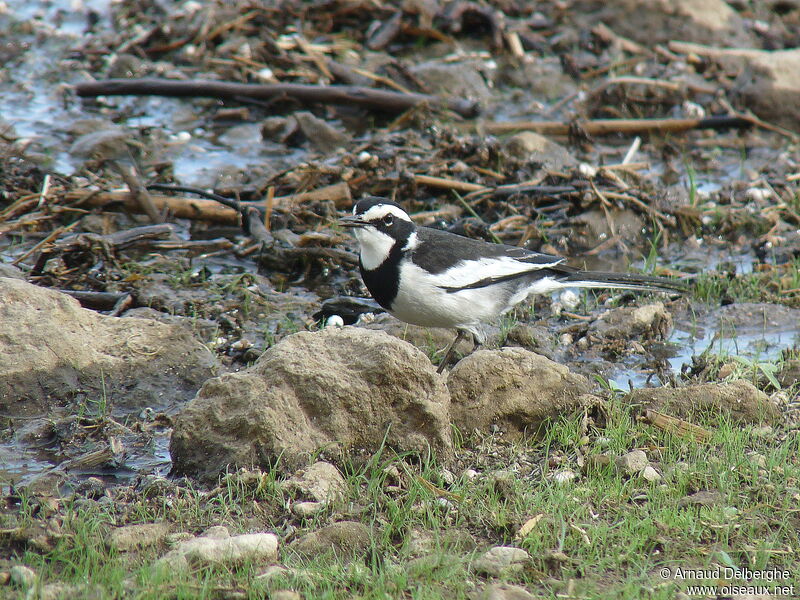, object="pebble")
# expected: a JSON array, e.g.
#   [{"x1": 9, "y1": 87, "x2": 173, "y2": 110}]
[
  {"x1": 472, "y1": 546, "x2": 530, "y2": 577},
  {"x1": 282, "y1": 461, "x2": 347, "y2": 505},
  {"x1": 440, "y1": 468, "x2": 455, "y2": 486},
  {"x1": 10, "y1": 565, "x2": 36, "y2": 588},
  {"x1": 745, "y1": 187, "x2": 770, "y2": 202},
  {"x1": 289, "y1": 521, "x2": 371, "y2": 561},
  {"x1": 552, "y1": 469, "x2": 578, "y2": 484},
  {"x1": 747, "y1": 452, "x2": 767, "y2": 468},
  {"x1": 615, "y1": 450, "x2": 648, "y2": 475},
  {"x1": 271, "y1": 591, "x2": 302, "y2": 600},
  {"x1": 108, "y1": 522, "x2": 169, "y2": 552},
  {"x1": 480, "y1": 583, "x2": 536, "y2": 600},
  {"x1": 641, "y1": 465, "x2": 662, "y2": 482},
  {"x1": 559, "y1": 289, "x2": 579, "y2": 310},
  {"x1": 292, "y1": 501, "x2": 324, "y2": 517},
  {"x1": 201, "y1": 525, "x2": 230, "y2": 539}
]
